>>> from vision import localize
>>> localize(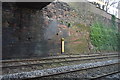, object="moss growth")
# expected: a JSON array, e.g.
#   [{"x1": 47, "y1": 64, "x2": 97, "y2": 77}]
[{"x1": 90, "y1": 21, "x2": 119, "y2": 52}]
